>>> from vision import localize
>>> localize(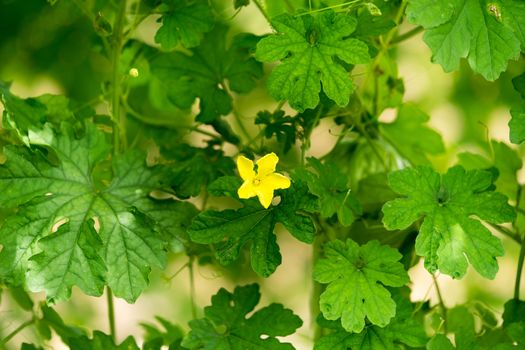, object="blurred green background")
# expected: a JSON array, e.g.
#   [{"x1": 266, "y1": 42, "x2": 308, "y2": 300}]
[{"x1": 0, "y1": 0, "x2": 524, "y2": 349}]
